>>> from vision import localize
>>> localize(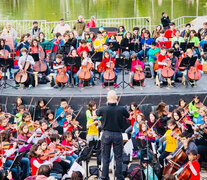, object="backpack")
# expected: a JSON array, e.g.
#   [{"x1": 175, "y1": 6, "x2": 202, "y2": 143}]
[{"x1": 127, "y1": 163, "x2": 144, "y2": 180}]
